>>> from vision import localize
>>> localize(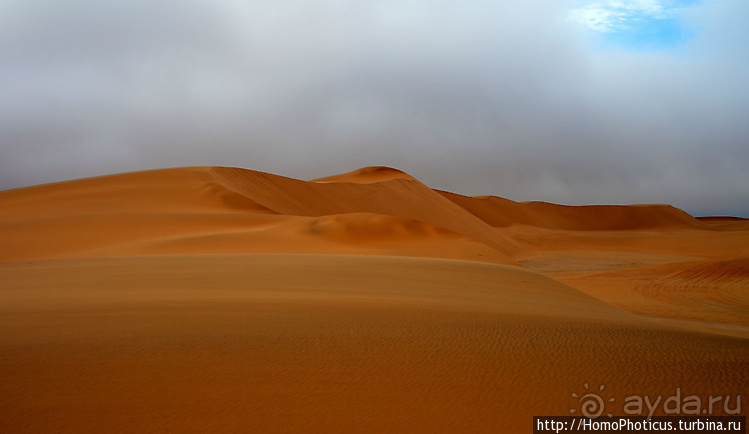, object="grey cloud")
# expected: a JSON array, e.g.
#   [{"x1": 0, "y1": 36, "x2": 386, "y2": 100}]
[{"x1": 1, "y1": 0, "x2": 747, "y2": 217}]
